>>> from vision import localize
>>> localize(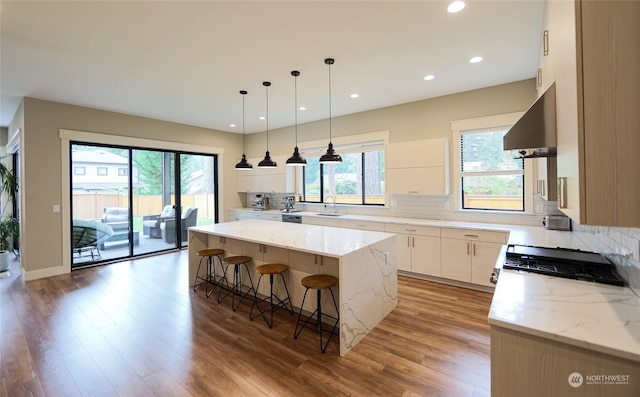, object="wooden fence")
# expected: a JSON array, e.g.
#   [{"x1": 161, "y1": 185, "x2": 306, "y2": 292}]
[{"x1": 72, "y1": 192, "x2": 216, "y2": 220}]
